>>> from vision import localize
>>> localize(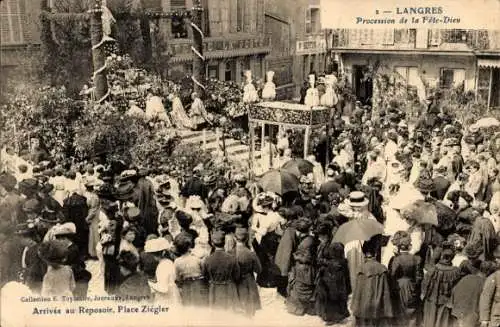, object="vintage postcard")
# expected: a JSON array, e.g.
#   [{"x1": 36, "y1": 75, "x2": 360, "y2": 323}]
[{"x1": 1, "y1": 0, "x2": 500, "y2": 326}]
